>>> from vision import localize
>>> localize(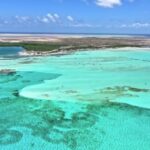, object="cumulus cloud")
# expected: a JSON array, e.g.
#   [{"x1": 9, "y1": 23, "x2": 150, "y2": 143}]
[
  {"x1": 15, "y1": 16, "x2": 31, "y2": 23},
  {"x1": 121, "y1": 22, "x2": 150, "y2": 28},
  {"x1": 47, "y1": 13, "x2": 56, "y2": 22},
  {"x1": 0, "y1": 17, "x2": 7, "y2": 25},
  {"x1": 95, "y1": 0, "x2": 122, "y2": 8},
  {"x1": 132, "y1": 23, "x2": 150, "y2": 28},
  {"x1": 37, "y1": 13, "x2": 60, "y2": 24},
  {"x1": 70, "y1": 23, "x2": 93, "y2": 27},
  {"x1": 67, "y1": 16, "x2": 74, "y2": 22},
  {"x1": 41, "y1": 17, "x2": 49, "y2": 23},
  {"x1": 54, "y1": 13, "x2": 60, "y2": 19},
  {"x1": 0, "y1": 13, "x2": 102, "y2": 29}
]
